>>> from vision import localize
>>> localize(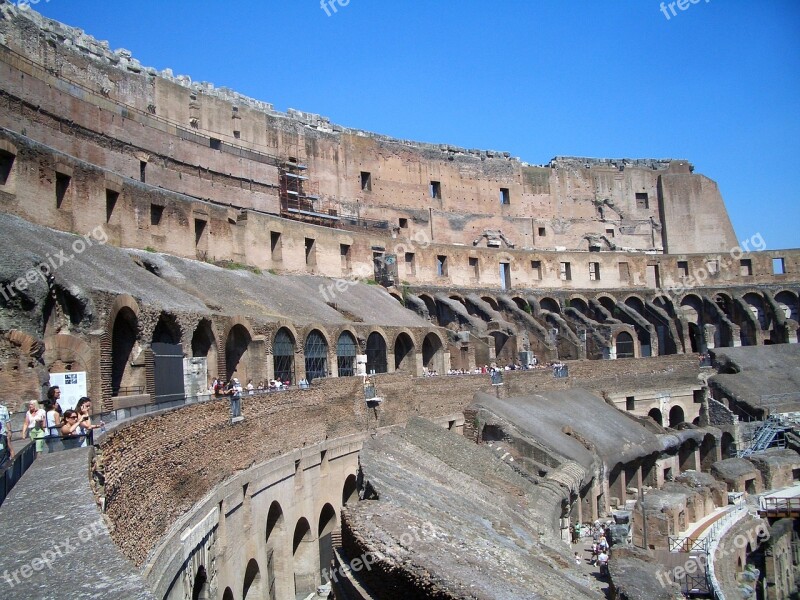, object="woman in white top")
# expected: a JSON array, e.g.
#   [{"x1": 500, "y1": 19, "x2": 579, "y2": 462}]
[
  {"x1": 45, "y1": 400, "x2": 61, "y2": 437},
  {"x1": 21, "y1": 400, "x2": 46, "y2": 453}
]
